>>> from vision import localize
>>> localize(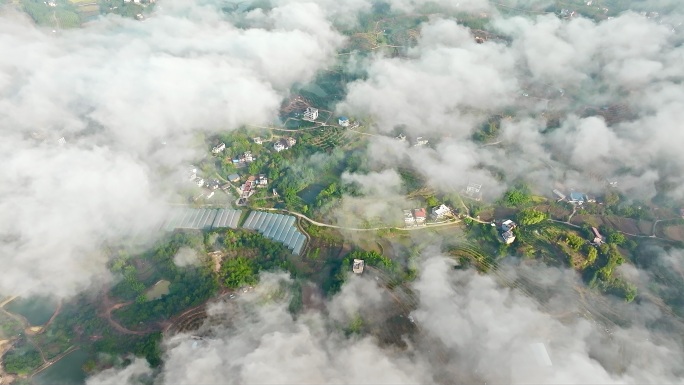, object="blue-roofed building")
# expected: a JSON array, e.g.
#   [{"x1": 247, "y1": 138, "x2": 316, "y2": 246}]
[
  {"x1": 569, "y1": 192, "x2": 586, "y2": 204},
  {"x1": 338, "y1": 116, "x2": 350, "y2": 127}
]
